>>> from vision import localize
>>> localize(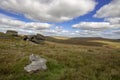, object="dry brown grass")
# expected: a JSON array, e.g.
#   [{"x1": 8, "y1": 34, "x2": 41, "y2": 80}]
[{"x1": 0, "y1": 34, "x2": 120, "y2": 80}]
